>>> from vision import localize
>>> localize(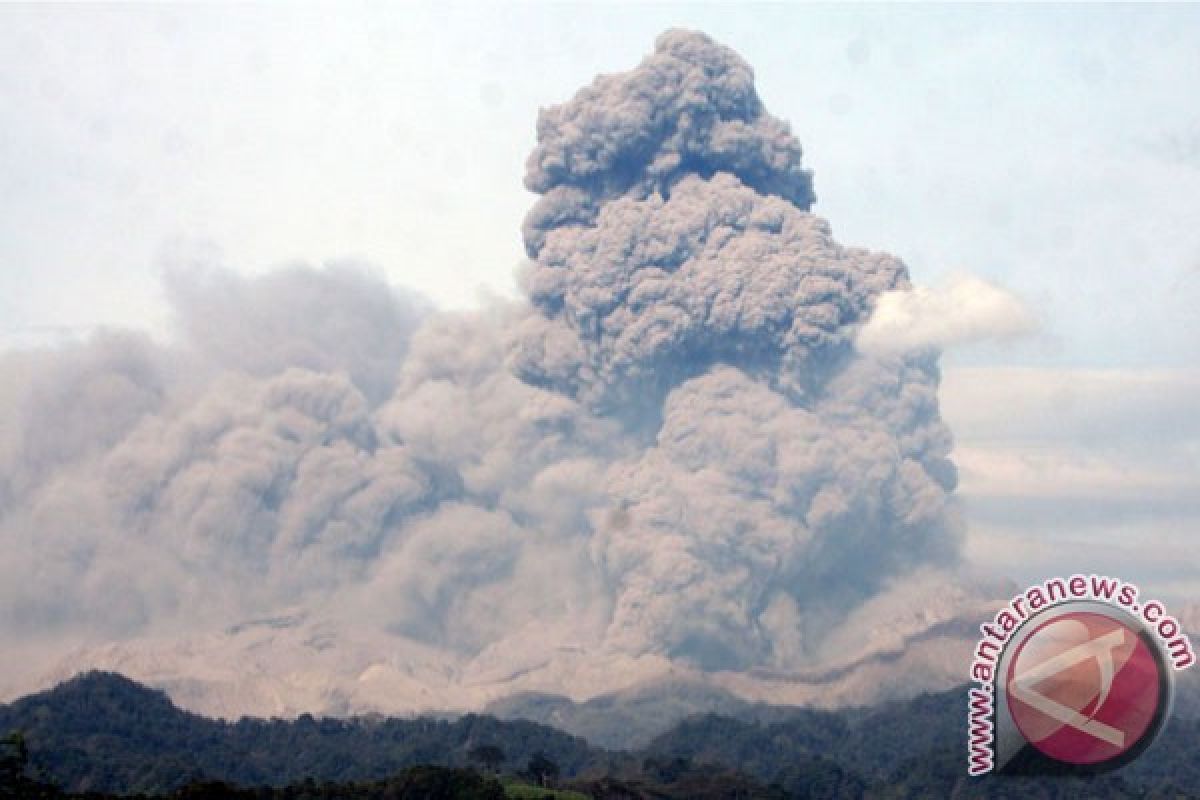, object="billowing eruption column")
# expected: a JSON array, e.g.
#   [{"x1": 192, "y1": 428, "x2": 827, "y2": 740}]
[
  {"x1": 0, "y1": 30, "x2": 965, "y2": 705},
  {"x1": 512, "y1": 30, "x2": 961, "y2": 668}
]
